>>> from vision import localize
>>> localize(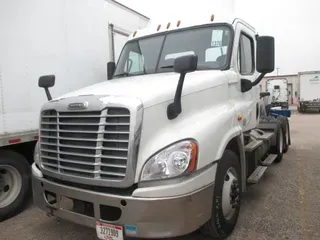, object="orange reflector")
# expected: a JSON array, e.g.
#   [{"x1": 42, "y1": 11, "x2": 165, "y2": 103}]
[
  {"x1": 167, "y1": 22, "x2": 171, "y2": 29},
  {"x1": 187, "y1": 142, "x2": 198, "y2": 173},
  {"x1": 177, "y1": 20, "x2": 181, "y2": 27},
  {"x1": 157, "y1": 24, "x2": 161, "y2": 31},
  {"x1": 133, "y1": 31, "x2": 137, "y2": 37},
  {"x1": 237, "y1": 115, "x2": 243, "y2": 121},
  {"x1": 210, "y1": 14, "x2": 215, "y2": 21}
]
